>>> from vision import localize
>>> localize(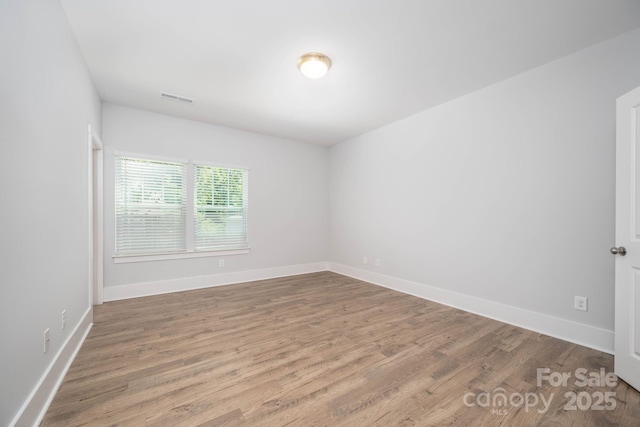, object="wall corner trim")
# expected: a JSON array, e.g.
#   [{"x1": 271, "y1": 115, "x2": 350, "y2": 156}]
[
  {"x1": 328, "y1": 263, "x2": 614, "y2": 355},
  {"x1": 103, "y1": 262, "x2": 330, "y2": 301},
  {"x1": 11, "y1": 307, "x2": 93, "y2": 427}
]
